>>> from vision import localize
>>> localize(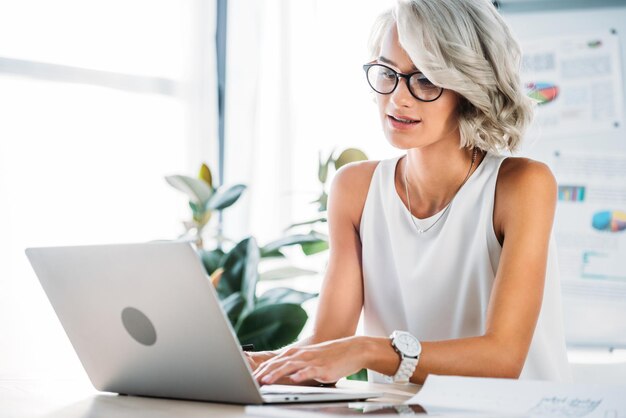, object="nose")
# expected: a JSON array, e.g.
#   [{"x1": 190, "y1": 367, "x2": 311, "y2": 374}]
[{"x1": 390, "y1": 76, "x2": 414, "y2": 108}]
